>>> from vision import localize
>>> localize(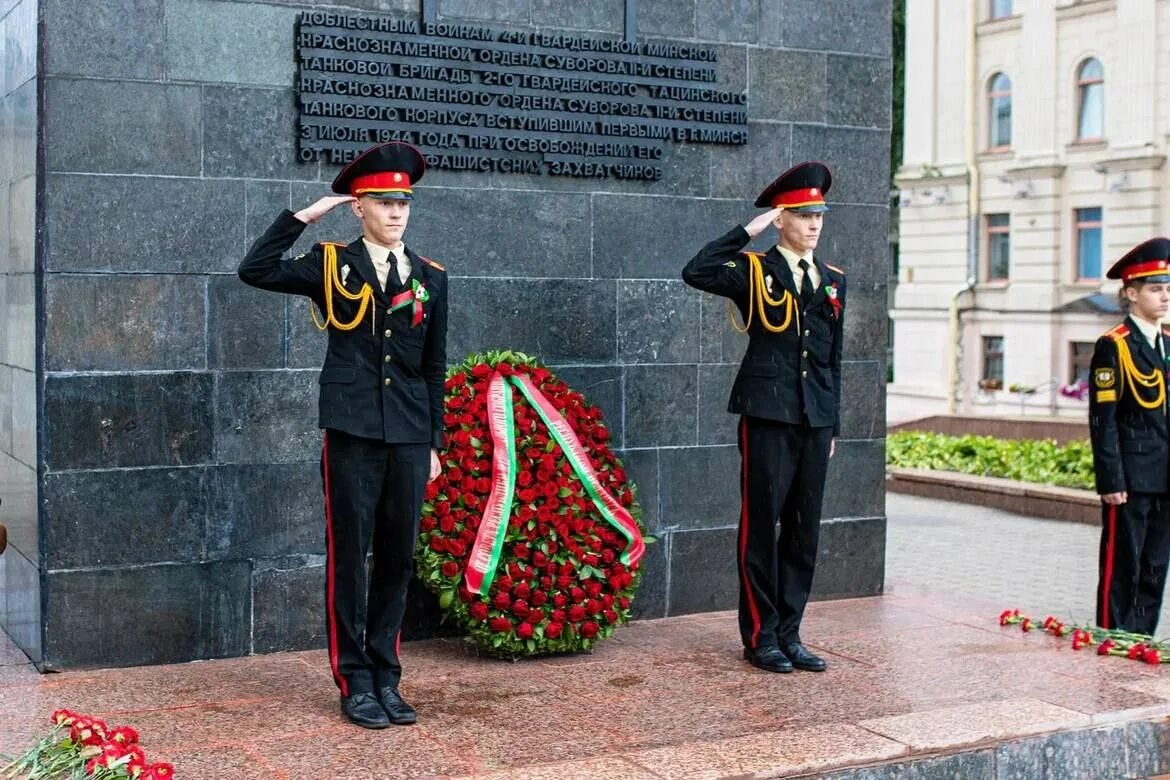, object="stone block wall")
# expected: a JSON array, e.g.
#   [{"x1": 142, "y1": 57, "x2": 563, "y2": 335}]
[{"x1": 9, "y1": 0, "x2": 892, "y2": 667}]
